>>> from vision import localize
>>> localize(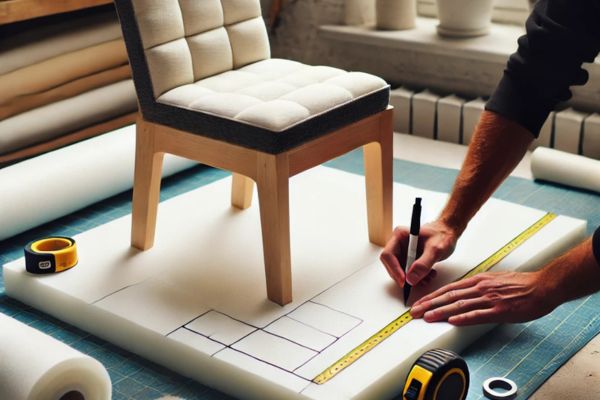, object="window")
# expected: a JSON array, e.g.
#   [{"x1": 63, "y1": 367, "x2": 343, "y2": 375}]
[{"x1": 417, "y1": 0, "x2": 531, "y2": 25}]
